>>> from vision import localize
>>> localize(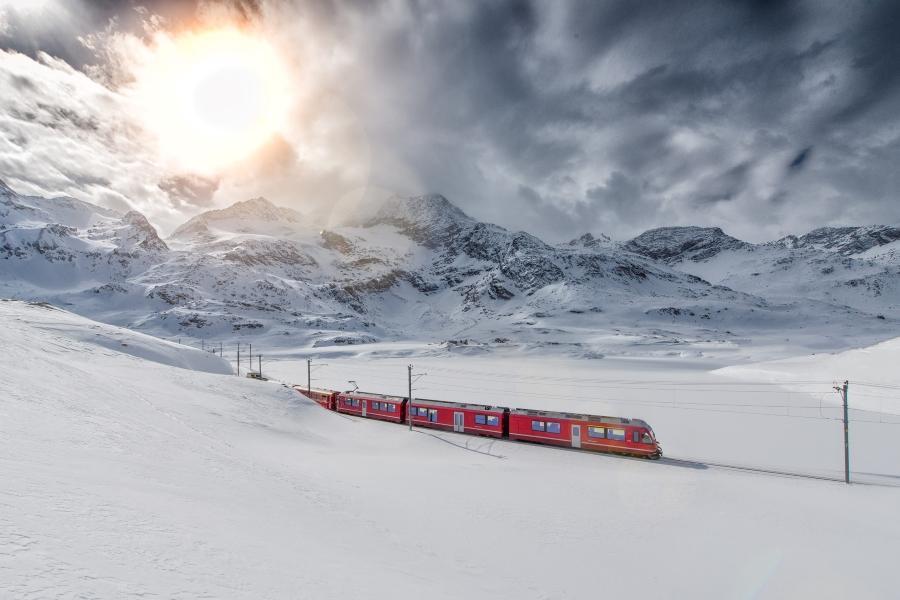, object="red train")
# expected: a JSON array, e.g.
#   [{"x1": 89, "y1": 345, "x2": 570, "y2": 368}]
[{"x1": 292, "y1": 386, "x2": 662, "y2": 459}]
